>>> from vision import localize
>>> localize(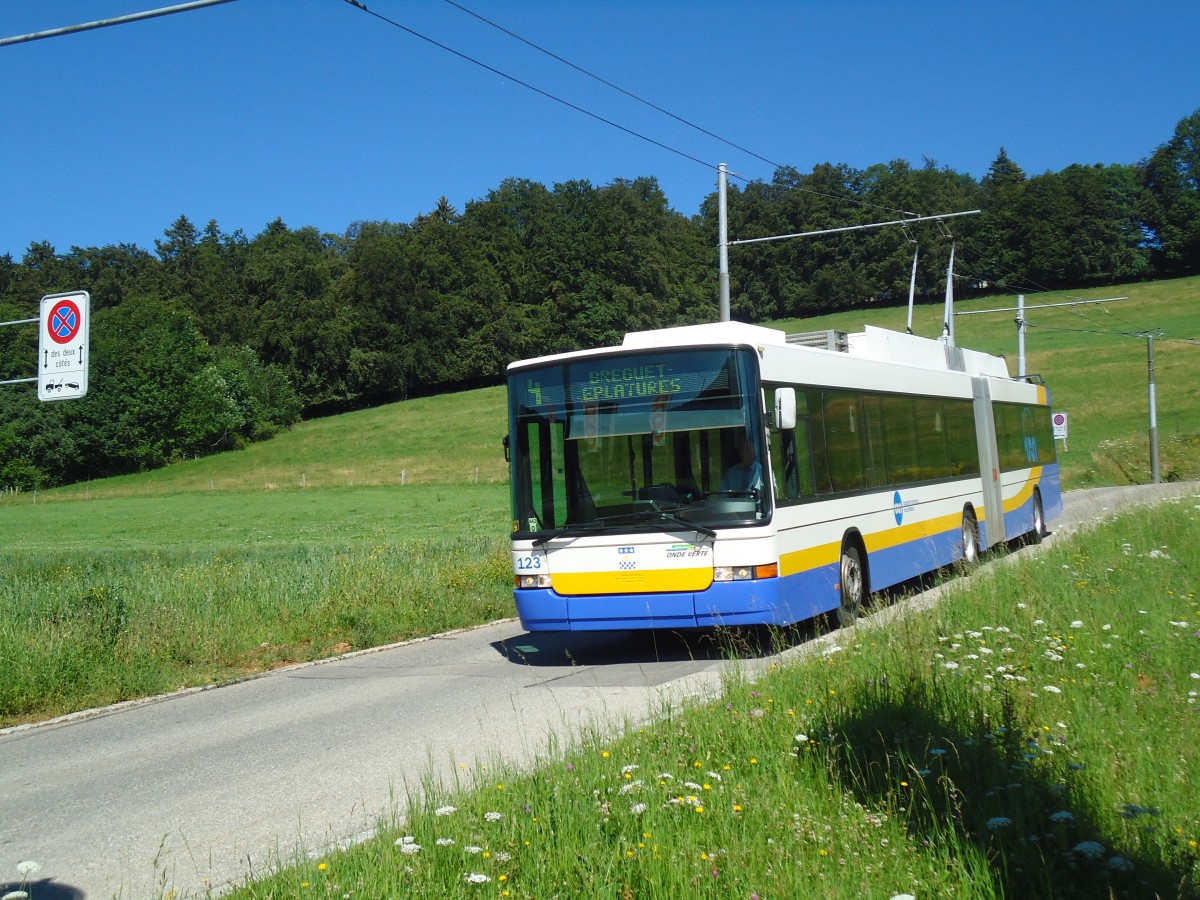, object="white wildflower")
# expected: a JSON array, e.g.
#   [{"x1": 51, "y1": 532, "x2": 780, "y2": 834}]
[
  {"x1": 484, "y1": 811, "x2": 504, "y2": 822},
  {"x1": 435, "y1": 805, "x2": 457, "y2": 816},
  {"x1": 987, "y1": 816, "x2": 1014, "y2": 830},
  {"x1": 1043, "y1": 685, "x2": 1062, "y2": 694},
  {"x1": 1049, "y1": 810, "x2": 1075, "y2": 823},
  {"x1": 465, "y1": 872, "x2": 492, "y2": 884},
  {"x1": 630, "y1": 802, "x2": 648, "y2": 815},
  {"x1": 15, "y1": 863, "x2": 40, "y2": 878},
  {"x1": 399, "y1": 842, "x2": 421, "y2": 855},
  {"x1": 436, "y1": 837, "x2": 456, "y2": 846},
  {"x1": 1107, "y1": 855, "x2": 1135, "y2": 873},
  {"x1": 1072, "y1": 840, "x2": 1106, "y2": 860}
]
